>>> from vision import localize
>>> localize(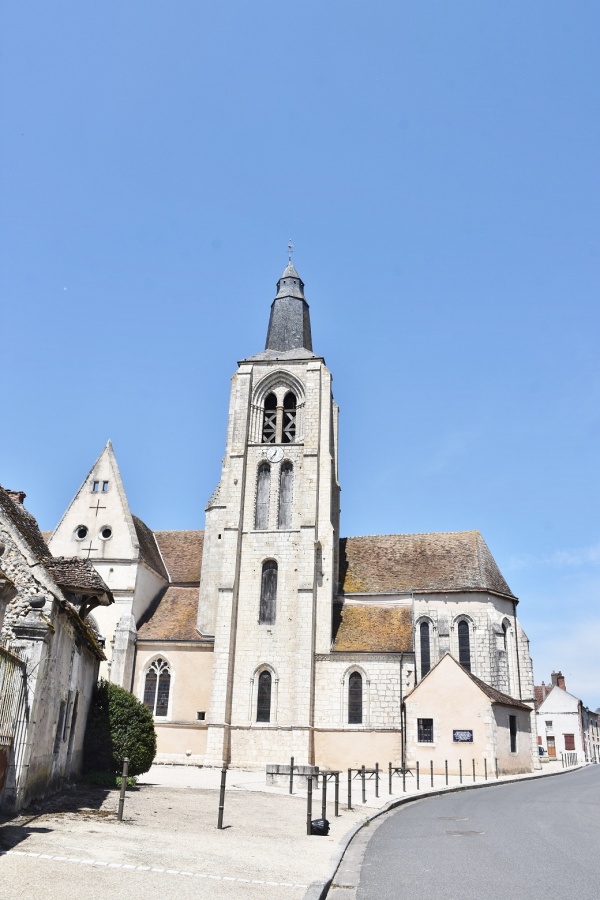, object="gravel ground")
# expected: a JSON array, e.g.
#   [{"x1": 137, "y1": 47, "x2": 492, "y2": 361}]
[{"x1": 0, "y1": 775, "x2": 360, "y2": 899}]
